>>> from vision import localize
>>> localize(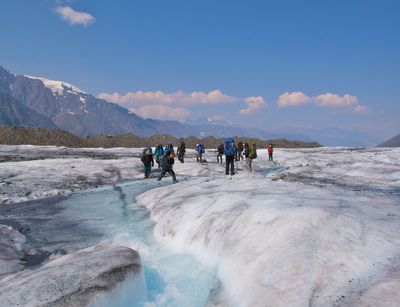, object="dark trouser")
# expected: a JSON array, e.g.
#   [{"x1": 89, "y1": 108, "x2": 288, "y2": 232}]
[
  {"x1": 248, "y1": 158, "x2": 253, "y2": 171},
  {"x1": 217, "y1": 153, "x2": 223, "y2": 163},
  {"x1": 269, "y1": 153, "x2": 273, "y2": 161},
  {"x1": 178, "y1": 155, "x2": 184, "y2": 163},
  {"x1": 225, "y1": 155, "x2": 235, "y2": 175},
  {"x1": 144, "y1": 164, "x2": 152, "y2": 178},
  {"x1": 238, "y1": 150, "x2": 243, "y2": 160},
  {"x1": 158, "y1": 168, "x2": 177, "y2": 182}
]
